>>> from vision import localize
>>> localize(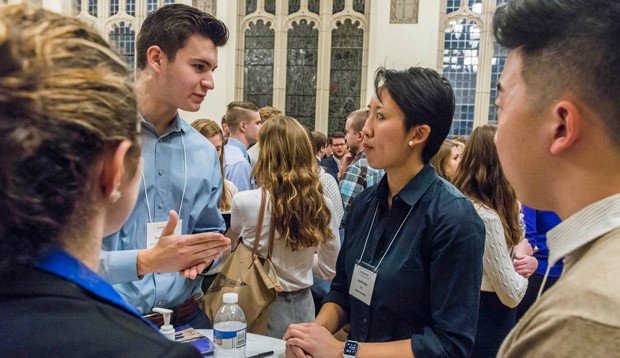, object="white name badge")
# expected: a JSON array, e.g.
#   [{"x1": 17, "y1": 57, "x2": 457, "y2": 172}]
[
  {"x1": 349, "y1": 263, "x2": 377, "y2": 306},
  {"x1": 146, "y1": 220, "x2": 182, "y2": 248}
]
